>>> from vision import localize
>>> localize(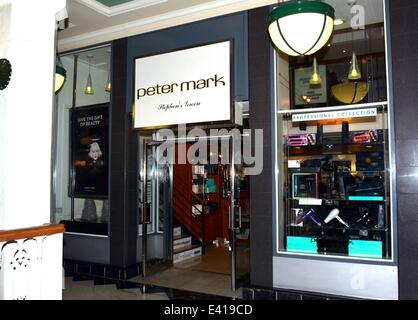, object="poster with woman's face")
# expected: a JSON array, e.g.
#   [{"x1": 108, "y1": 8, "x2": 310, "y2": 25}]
[{"x1": 70, "y1": 104, "x2": 109, "y2": 198}]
